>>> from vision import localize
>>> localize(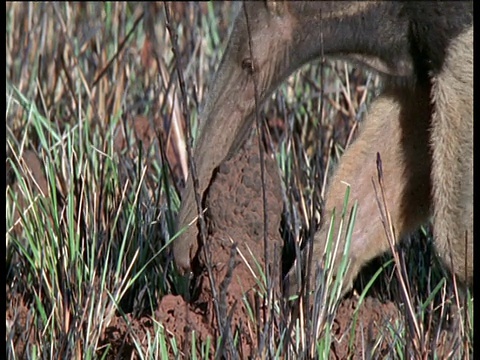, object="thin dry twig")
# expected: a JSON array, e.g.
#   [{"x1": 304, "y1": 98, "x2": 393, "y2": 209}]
[
  {"x1": 242, "y1": 3, "x2": 273, "y2": 356},
  {"x1": 373, "y1": 152, "x2": 424, "y2": 357},
  {"x1": 92, "y1": 12, "x2": 144, "y2": 87},
  {"x1": 163, "y1": 0, "x2": 224, "y2": 346}
]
